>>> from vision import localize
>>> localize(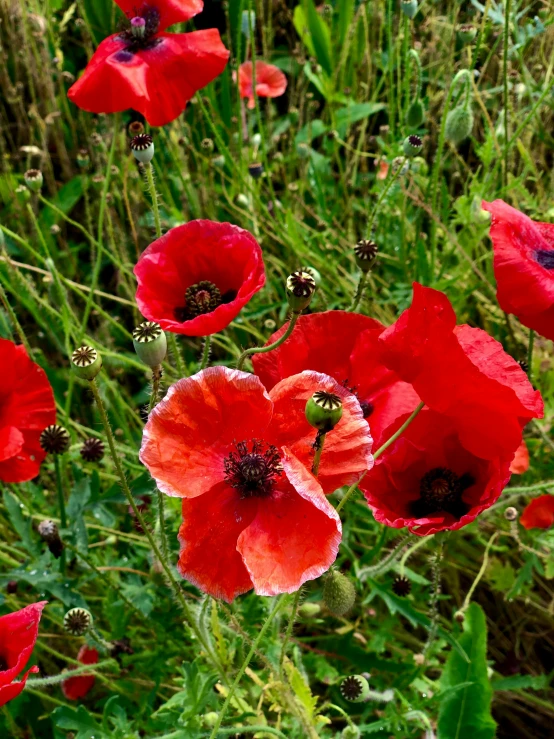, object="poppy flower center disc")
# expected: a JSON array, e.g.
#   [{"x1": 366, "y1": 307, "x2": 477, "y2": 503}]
[
  {"x1": 115, "y1": 7, "x2": 162, "y2": 57},
  {"x1": 535, "y1": 250, "x2": 554, "y2": 270},
  {"x1": 413, "y1": 466, "x2": 475, "y2": 518},
  {"x1": 0, "y1": 654, "x2": 9, "y2": 671},
  {"x1": 224, "y1": 440, "x2": 283, "y2": 499}
]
